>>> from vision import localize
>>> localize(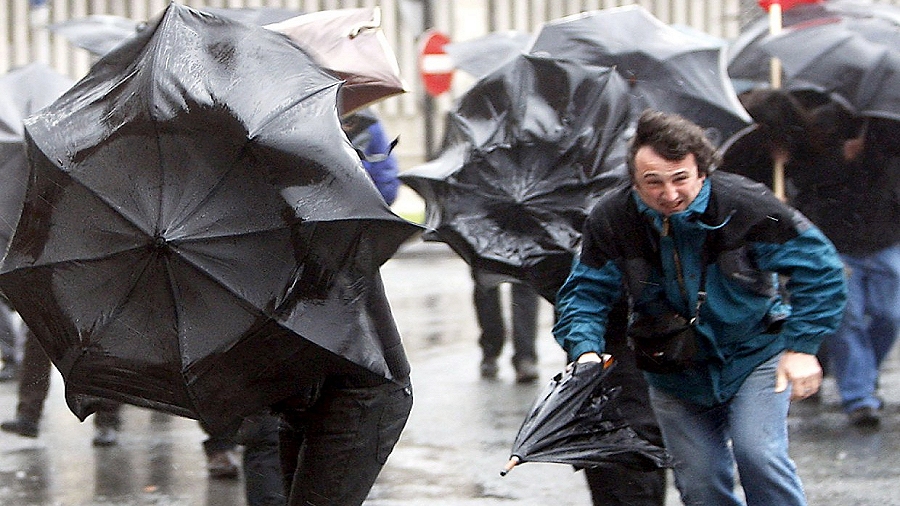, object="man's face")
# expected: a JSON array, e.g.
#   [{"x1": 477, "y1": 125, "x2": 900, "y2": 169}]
[{"x1": 632, "y1": 146, "x2": 705, "y2": 216}]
